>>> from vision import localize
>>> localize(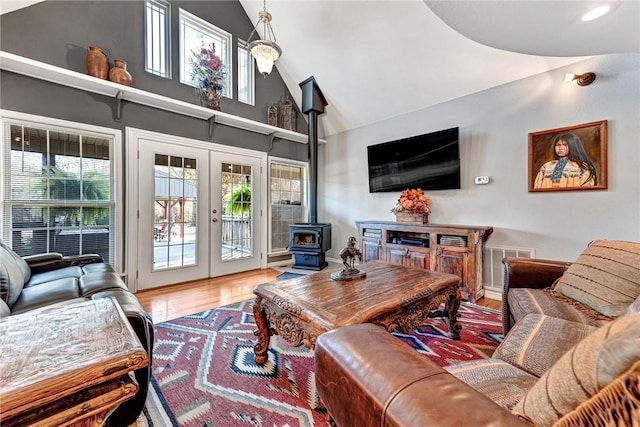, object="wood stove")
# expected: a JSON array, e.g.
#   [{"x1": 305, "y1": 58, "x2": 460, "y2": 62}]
[
  {"x1": 289, "y1": 223, "x2": 331, "y2": 270},
  {"x1": 289, "y1": 77, "x2": 331, "y2": 270}
]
